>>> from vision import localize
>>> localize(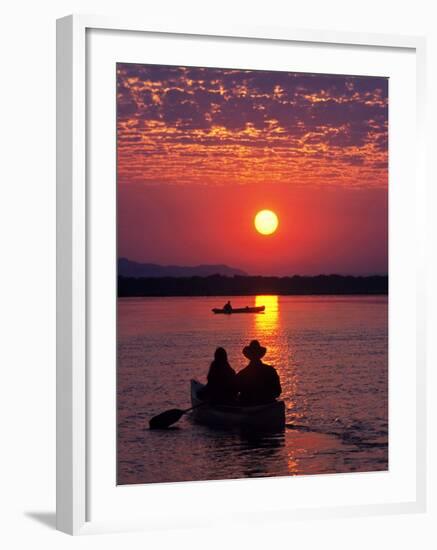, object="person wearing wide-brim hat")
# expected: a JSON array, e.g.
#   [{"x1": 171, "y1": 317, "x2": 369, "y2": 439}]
[
  {"x1": 236, "y1": 340, "x2": 282, "y2": 406},
  {"x1": 242, "y1": 340, "x2": 267, "y2": 360}
]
